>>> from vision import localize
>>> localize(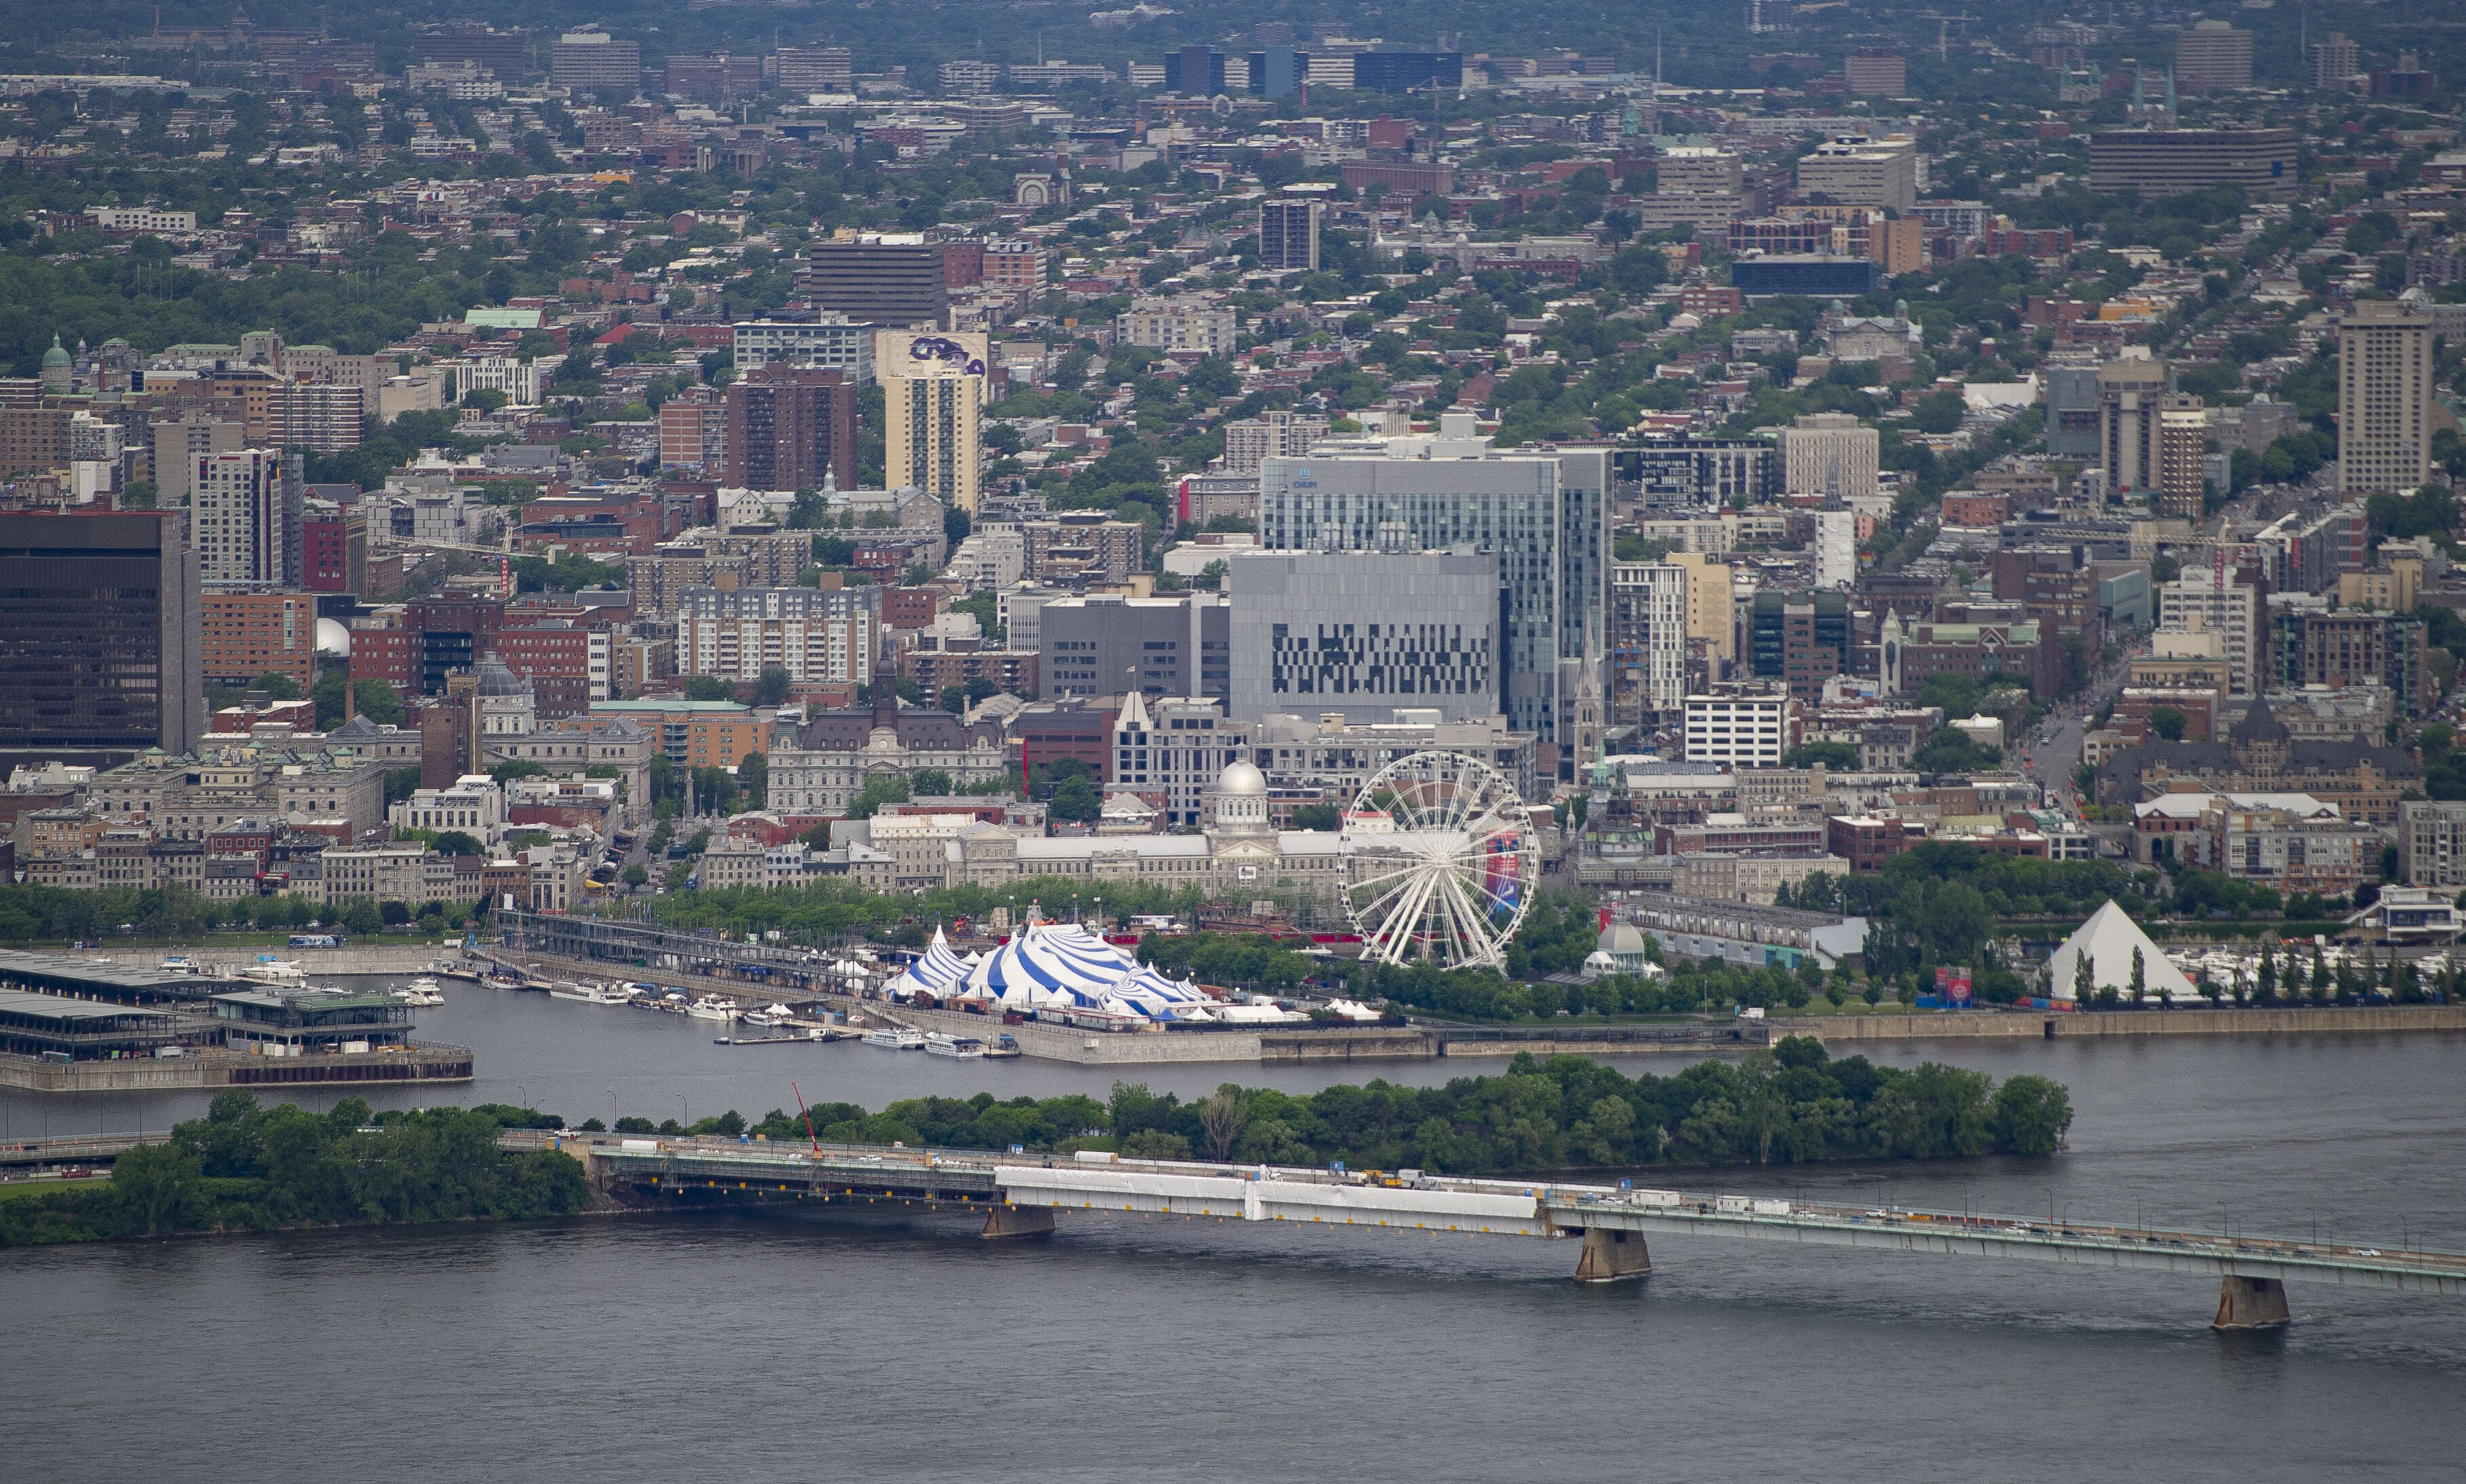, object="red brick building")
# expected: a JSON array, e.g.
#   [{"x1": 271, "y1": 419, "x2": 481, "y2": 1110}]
[{"x1": 202, "y1": 592, "x2": 319, "y2": 691}]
